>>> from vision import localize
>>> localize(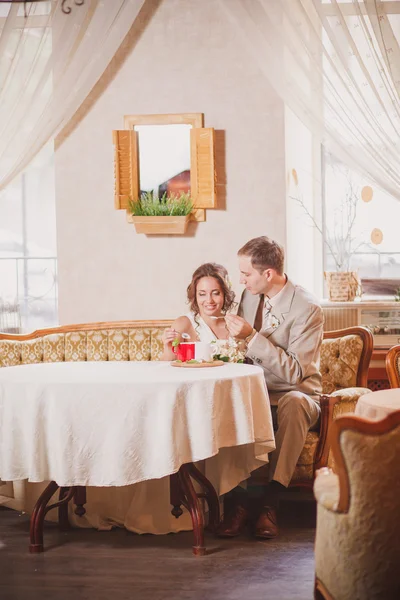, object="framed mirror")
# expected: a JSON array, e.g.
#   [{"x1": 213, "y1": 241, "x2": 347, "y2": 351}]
[{"x1": 113, "y1": 113, "x2": 216, "y2": 218}]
